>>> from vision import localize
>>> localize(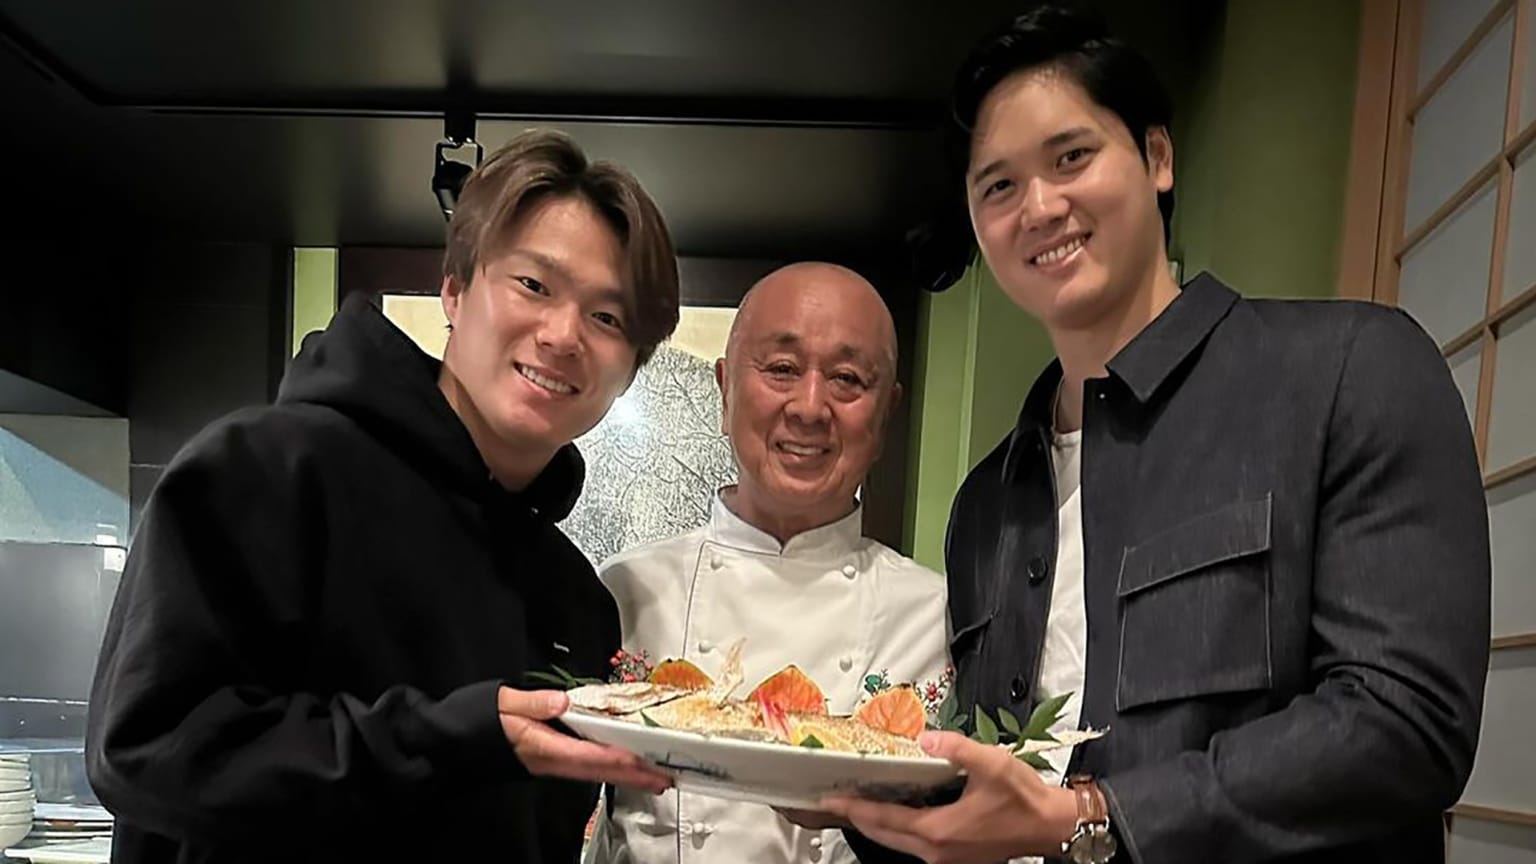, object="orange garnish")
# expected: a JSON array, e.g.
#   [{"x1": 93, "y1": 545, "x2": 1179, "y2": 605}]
[
  {"x1": 747, "y1": 665, "x2": 827, "y2": 715},
  {"x1": 853, "y1": 686, "x2": 927, "y2": 738},
  {"x1": 648, "y1": 658, "x2": 713, "y2": 690}
]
